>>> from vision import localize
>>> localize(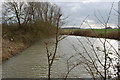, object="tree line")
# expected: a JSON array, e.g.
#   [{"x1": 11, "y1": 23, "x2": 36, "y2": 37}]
[{"x1": 2, "y1": 2, "x2": 62, "y2": 28}]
